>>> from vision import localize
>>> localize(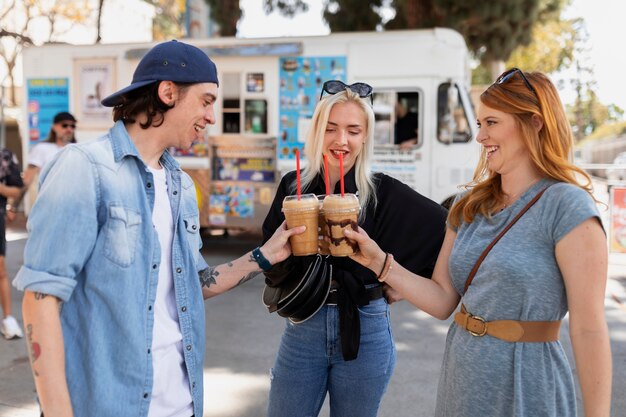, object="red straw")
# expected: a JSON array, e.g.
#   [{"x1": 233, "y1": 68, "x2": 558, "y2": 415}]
[
  {"x1": 296, "y1": 149, "x2": 301, "y2": 200},
  {"x1": 339, "y1": 152, "x2": 345, "y2": 197},
  {"x1": 323, "y1": 154, "x2": 330, "y2": 196}
]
